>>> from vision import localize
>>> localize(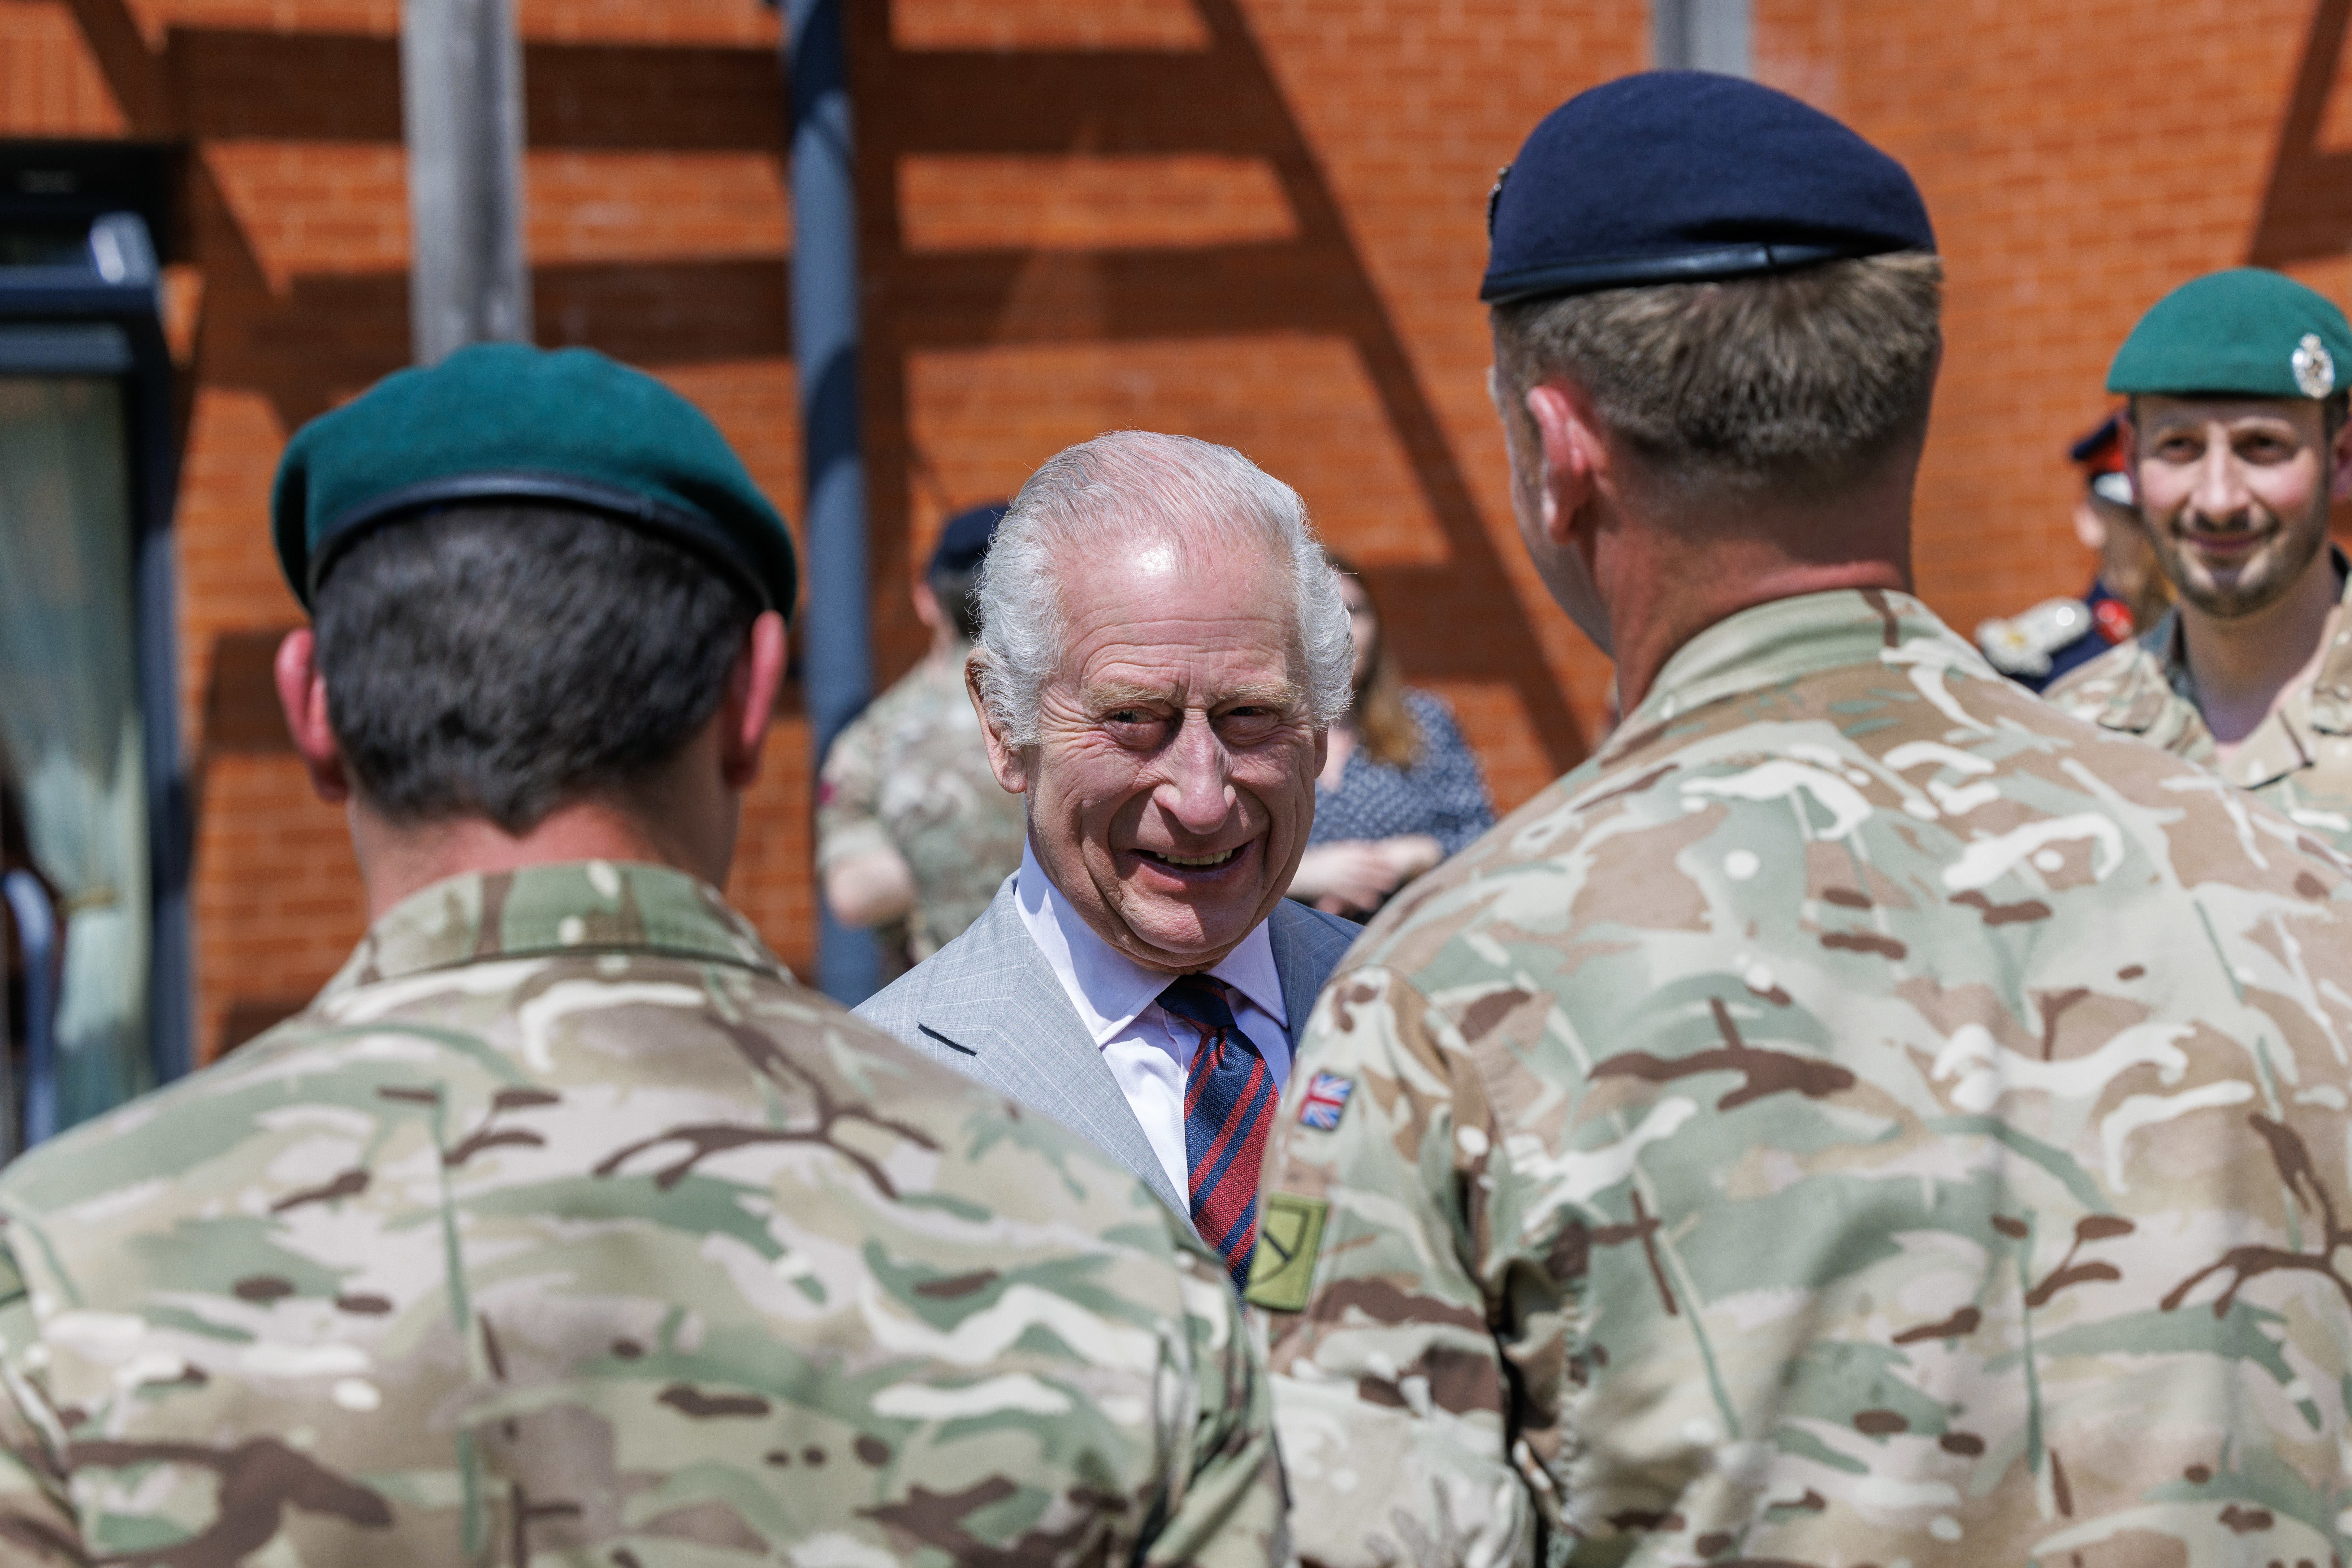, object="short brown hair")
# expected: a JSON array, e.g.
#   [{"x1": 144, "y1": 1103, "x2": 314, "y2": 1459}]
[
  {"x1": 1490, "y1": 251, "x2": 1944, "y2": 502},
  {"x1": 314, "y1": 504, "x2": 756, "y2": 834}
]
